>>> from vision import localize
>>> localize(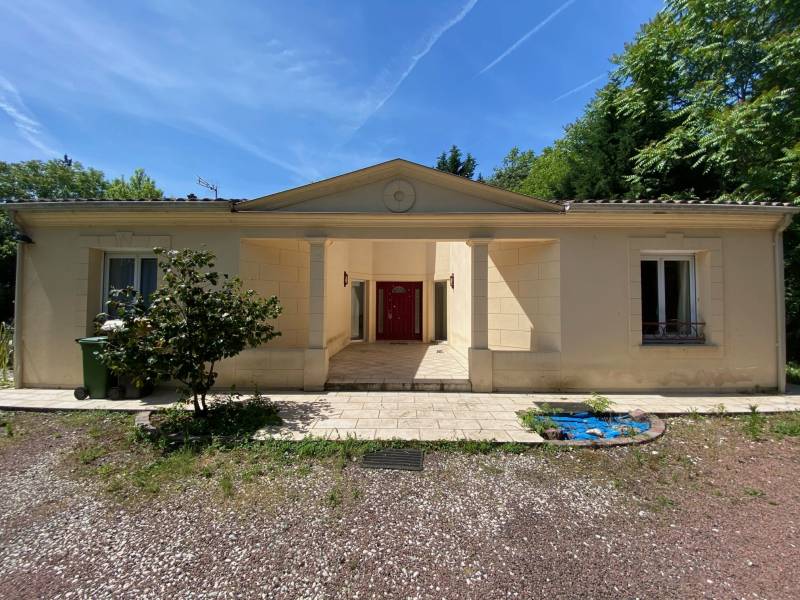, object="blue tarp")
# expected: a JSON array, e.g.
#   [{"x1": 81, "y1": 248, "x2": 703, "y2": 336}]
[{"x1": 539, "y1": 412, "x2": 650, "y2": 440}]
